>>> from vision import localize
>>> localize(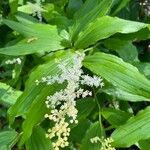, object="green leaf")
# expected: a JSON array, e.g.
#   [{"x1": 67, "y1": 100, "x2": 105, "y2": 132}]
[
  {"x1": 77, "y1": 98, "x2": 96, "y2": 120},
  {"x1": 139, "y1": 139, "x2": 150, "y2": 150},
  {"x1": 66, "y1": 0, "x2": 83, "y2": 18},
  {"x1": 102, "y1": 108, "x2": 132, "y2": 127},
  {"x1": 103, "y1": 38, "x2": 139, "y2": 62},
  {"x1": 9, "y1": 0, "x2": 19, "y2": 14},
  {"x1": 71, "y1": 0, "x2": 113, "y2": 40},
  {"x1": 25, "y1": 126, "x2": 53, "y2": 150},
  {"x1": 70, "y1": 119, "x2": 91, "y2": 143},
  {"x1": 19, "y1": 85, "x2": 57, "y2": 146},
  {"x1": 80, "y1": 121, "x2": 103, "y2": 150},
  {"x1": 111, "y1": 106, "x2": 150, "y2": 147},
  {"x1": 8, "y1": 51, "x2": 74, "y2": 124},
  {"x1": 15, "y1": 12, "x2": 39, "y2": 24},
  {"x1": 135, "y1": 63, "x2": 150, "y2": 79},
  {"x1": 0, "y1": 20, "x2": 64, "y2": 55},
  {"x1": 75, "y1": 16, "x2": 149, "y2": 49},
  {"x1": 103, "y1": 86, "x2": 150, "y2": 102},
  {"x1": 0, "y1": 82, "x2": 22, "y2": 106},
  {"x1": 84, "y1": 52, "x2": 150, "y2": 101},
  {"x1": 111, "y1": 0, "x2": 131, "y2": 15},
  {"x1": 0, "y1": 130, "x2": 18, "y2": 150}
]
